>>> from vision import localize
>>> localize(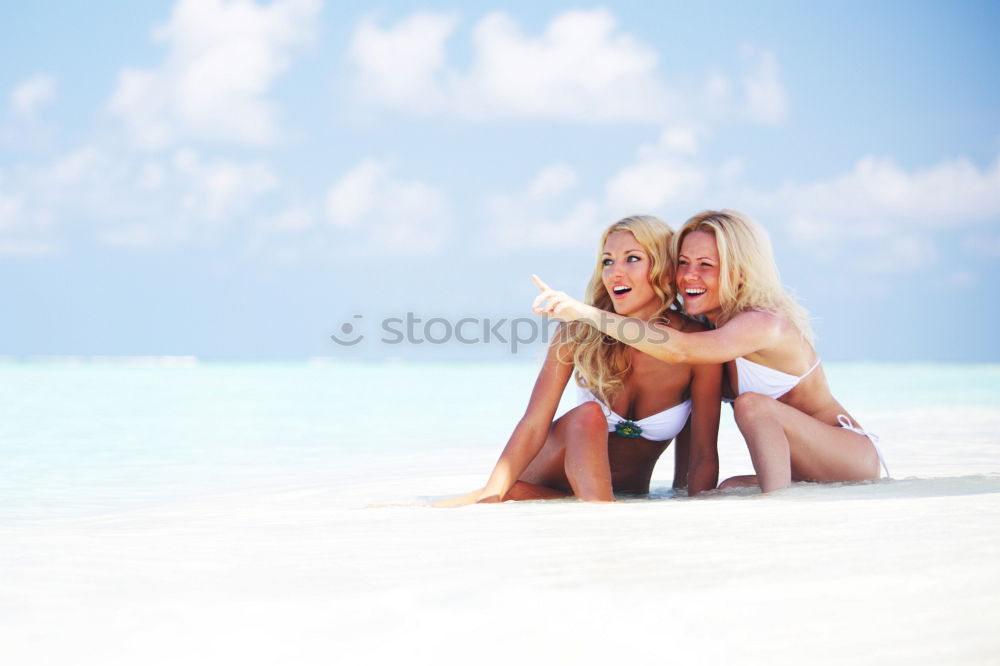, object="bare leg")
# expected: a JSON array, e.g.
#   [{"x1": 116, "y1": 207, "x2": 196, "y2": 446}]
[
  {"x1": 433, "y1": 402, "x2": 611, "y2": 506},
  {"x1": 672, "y1": 422, "x2": 691, "y2": 490},
  {"x1": 734, "y1": 394, "x2": 792, "y2": 491},
  {"x1": 733, "y1": 392, "x2": 880, "y2": 493},
  {"x1": 563, "y1": 402, "x2": 613, "y2": 501}
]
